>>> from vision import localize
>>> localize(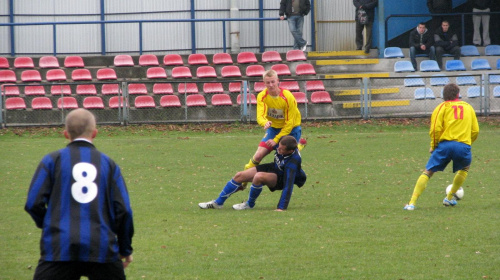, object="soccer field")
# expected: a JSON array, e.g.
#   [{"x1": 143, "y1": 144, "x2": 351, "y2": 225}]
[{"x1": 1, "y1": 119, "x2": 499, "y2": 279}]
